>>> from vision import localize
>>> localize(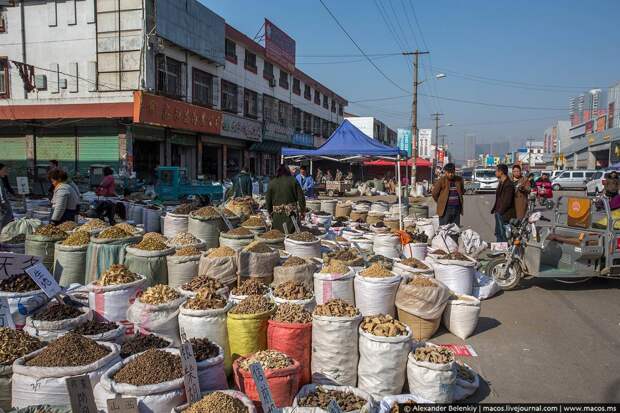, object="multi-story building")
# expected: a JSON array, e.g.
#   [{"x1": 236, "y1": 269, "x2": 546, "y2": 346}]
[
  {"x1": 475, "y1": 143, "x2": 491, "y2": 157},
  {"x1": 0, "y1": 0, "x2": 347, "y2": 183},
  {"x1": 543, "y1": 120, "x2": 570, "y2": 155},
  {"x1": 343, "y1": 114, "x2": 397, "y2": 147},
  {"x1": 464, "y1": 133, "x2": 476, "y2": 162},
  {"x1": 569, "y1": 89, "x2": 606, "y2": 126},
  {"x1": 607, "y1": 81, "x2": 620, "y2": 130}
]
